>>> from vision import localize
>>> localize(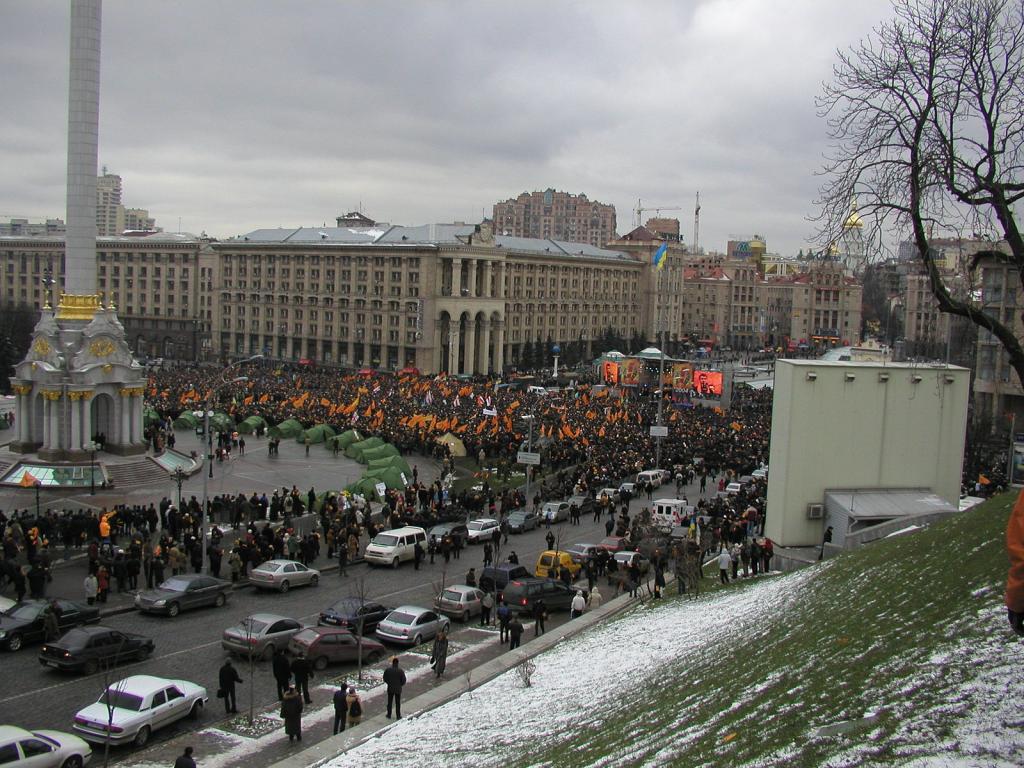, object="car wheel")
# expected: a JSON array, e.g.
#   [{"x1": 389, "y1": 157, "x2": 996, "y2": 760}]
[
  {"x1": 310, "y1": 574, "x2": 319, "y2": 587},
  {"x1": 214, "y1": 593, "x2": 227, "y2": 607},
  {"x1": 461, "y1": 610, "x2": 470, "y2": 623},
  {"x1": 412, "y1": 634, "x2": 422, "y2": 646},
  {"x1": 133, "y1": 725, "x2": 151, "y2": 748},
  {"x1": 392, "y1": 557, "x2": 400, "y2": 569},
  {"x1": 190, "y1": 699, "x2": 204, "y2": 719},
  {"x1": 313, "y1": 656, "x2": 328, "y2": 671},
  {"x1": 6, "y1": 633, "x2": 22, "y2": 652},
  {"x1": 262, "y1": 643, "x2": 275, "y2": 660},
  {"x1": 167, "y1": 602, "x2": 180, "y2": 617},
  {"x1": 442, "y1": 621, "x2": 451, "y2": 634},
  {"x1": 82, "y1": 658, "x2": 98, "y2": 676},
  {"x1": 367, "y1": 650, "x2": 384, "y2": 663},
  {"x1": 279, "y1": 580, "x2": 290, "y2": 594},
  {"x1": 61, "y1": 756, "x2": 84, "y2": 768}
]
